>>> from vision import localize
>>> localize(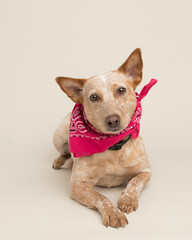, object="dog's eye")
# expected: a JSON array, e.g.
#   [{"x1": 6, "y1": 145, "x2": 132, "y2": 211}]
[
  {"x1": 117, "y1": 87, "x2": 126, "y2": 95},
  {"x1": 90, "y1": 94, "x2": 99, "y2": 102}
]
